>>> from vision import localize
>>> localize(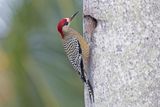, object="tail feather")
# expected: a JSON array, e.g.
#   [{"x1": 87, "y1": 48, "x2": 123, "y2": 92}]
[{"x1": 86, "y1": 80, "x2": 94, "y2": 102}]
